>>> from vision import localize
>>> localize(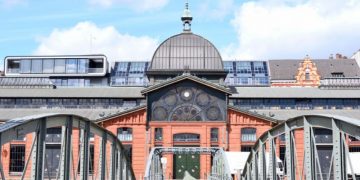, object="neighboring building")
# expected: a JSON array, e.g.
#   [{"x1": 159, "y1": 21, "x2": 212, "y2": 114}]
[
  {"x1": 269, "y1": 56, "x2": 360, "y2": 87},
  {"x1": 352, "y1": 49, "x2": 360, "y2": 67},
  {"x1": 224, "y1": 61, "x2": 269, "y2": 86},
  {"x1": 0, "y1": 3, "x2": 360, "y2": 180}
]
